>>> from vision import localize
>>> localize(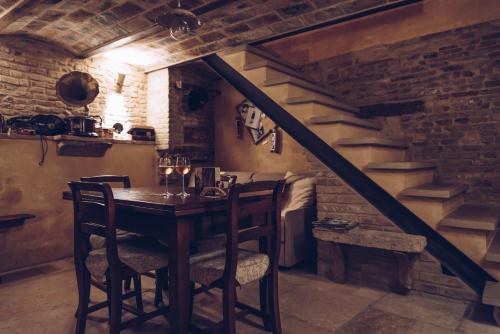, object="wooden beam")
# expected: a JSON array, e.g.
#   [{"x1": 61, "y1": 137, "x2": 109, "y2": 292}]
[
  {"x1": 0, "y1": 0, "x2": 34, "y2": 31},
  {"x1": 79, "y1": 26, "x2": 163, "y2": 58},
  {"x1": 79, "y1": 0, "x2": 234, "y2": 59}
]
